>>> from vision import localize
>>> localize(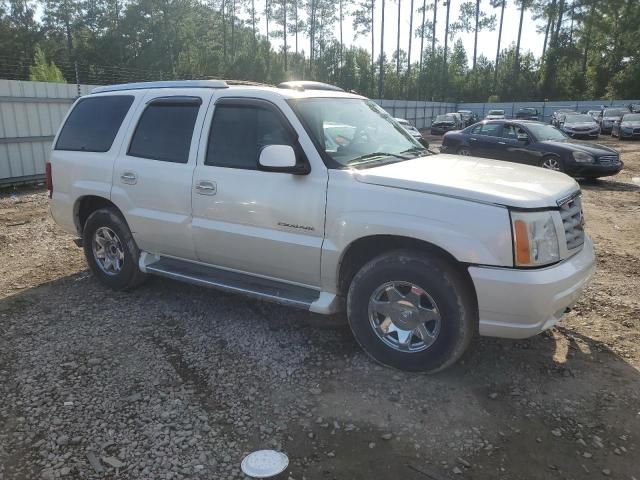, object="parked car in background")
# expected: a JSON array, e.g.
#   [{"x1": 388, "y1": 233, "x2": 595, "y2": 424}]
[
  {"x1": 631, "y1": 104, "x2": 640, "y2": 113},
  {"x1": 430, "y1": 113, "x2": 463, "y2": 135},
  {"x1": 457, "y1": 110, "x2": 479, "y2": 127},
  {"x1": 600, "y1": 107, "x2": 626, "y2": 134},
  {"x1": 611, "y1": 113, "x2": 640, "y2": 139},
  {"x1": 551, "y1": 109, "x2": 577, "y2": 127},
  {"x1": 559, "y1": 114, "x2": 600, "y2": 138},
  {"x1": 440, "y1": 120, "x2": 622, "y2": 179},
  {"x1": 394, "y1": 118, "x2": 429, "y2": 147},
  {"x1": 515, "y1": 107, "x2": 540, "y2": 121},
  {"x1": 485, "y1": 109, "x2": 505, "y2": 120},
  {"x1": 587, "y1": 110, "x2": 602, "y2": 121},
  {"x1": 48, "y1": 80, "x2": 597, "y2": 373}
]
